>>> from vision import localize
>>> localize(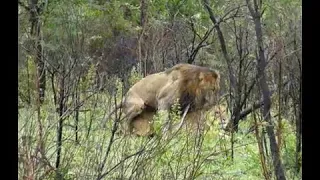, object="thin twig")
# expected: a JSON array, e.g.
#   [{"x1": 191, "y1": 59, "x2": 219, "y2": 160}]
[{"x1": 97, "y1": 149, "x2": 145, "y2": 180}]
